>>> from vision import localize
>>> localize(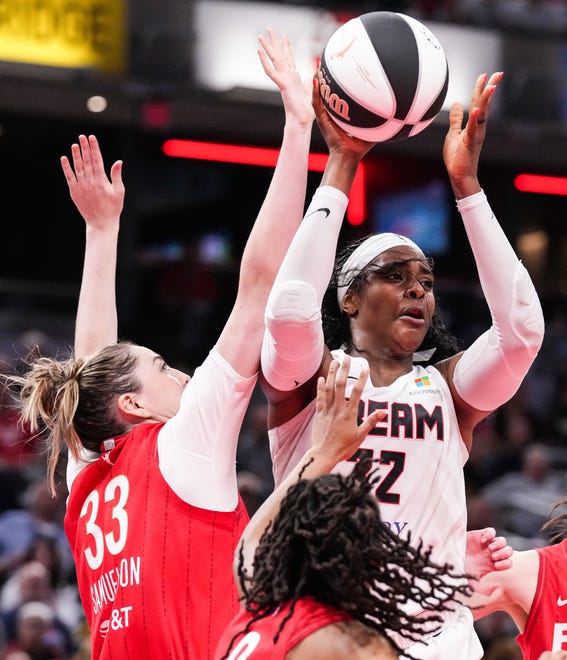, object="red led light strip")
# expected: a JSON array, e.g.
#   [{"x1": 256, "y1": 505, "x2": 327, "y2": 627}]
[
  {"x1": 514, "y1": 173, "x2": 567, "y2": 196},
  {"x1": 162, "y1": 139, "x2": 366, "y2": 225}
]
